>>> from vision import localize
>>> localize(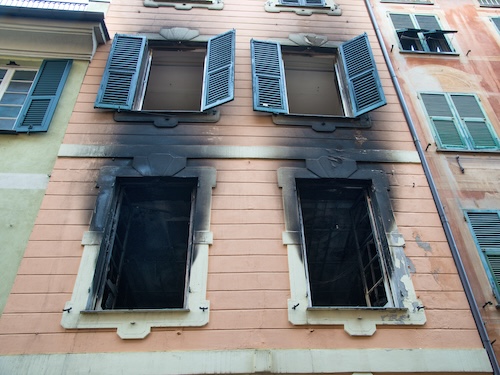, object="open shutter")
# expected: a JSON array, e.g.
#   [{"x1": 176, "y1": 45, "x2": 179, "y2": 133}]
[
  {"x1": 420, "y1": 93, "x2": 466, "y2": 149},
  {"x1": 339, "y1": 33, "x2": 386, "y2": 117},
  {"x1": 15, "y1": 60, "x2": 72, "y2": 133},
  {"x1": 95, "y1": 34, "x2": 147, "y2": 110},
  {"x1": 414, "y1": 15, "x2": 441, "y2": 30},
  {"x1": 450, "y1": 94, "x2": 499, "y2": 149},
  {"x1": 389, "y1": 13, "x2": 415, "y2": 30},
  {"x1": 201, "y1": 29, "x2": 235, "y2": 111},
  {"x1": 251, "y1": 39, "x2": 288, "y2": 114},
  {"x1": 467, "y1": 211, "x2": 500, "y2": 298}
]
